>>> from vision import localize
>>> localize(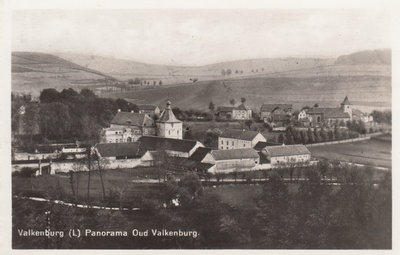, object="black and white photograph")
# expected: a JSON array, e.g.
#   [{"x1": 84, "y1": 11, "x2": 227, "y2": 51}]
[{"x1": 2, "y1": 0, "x2": 396, "y2": 251}]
